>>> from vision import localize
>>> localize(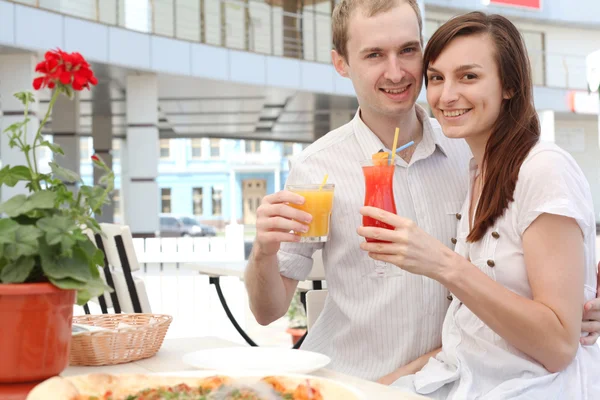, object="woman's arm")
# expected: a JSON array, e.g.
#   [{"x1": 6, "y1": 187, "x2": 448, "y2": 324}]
[
  {"x1": 439, "y1": 213, "x2": 584, "y2": 373},
  {"x1": 358, "y1": 207, "x2": 585, "y2": 373},
  {"x1": 377, "y1": 348, "x2": 442, "y2": 385}
]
